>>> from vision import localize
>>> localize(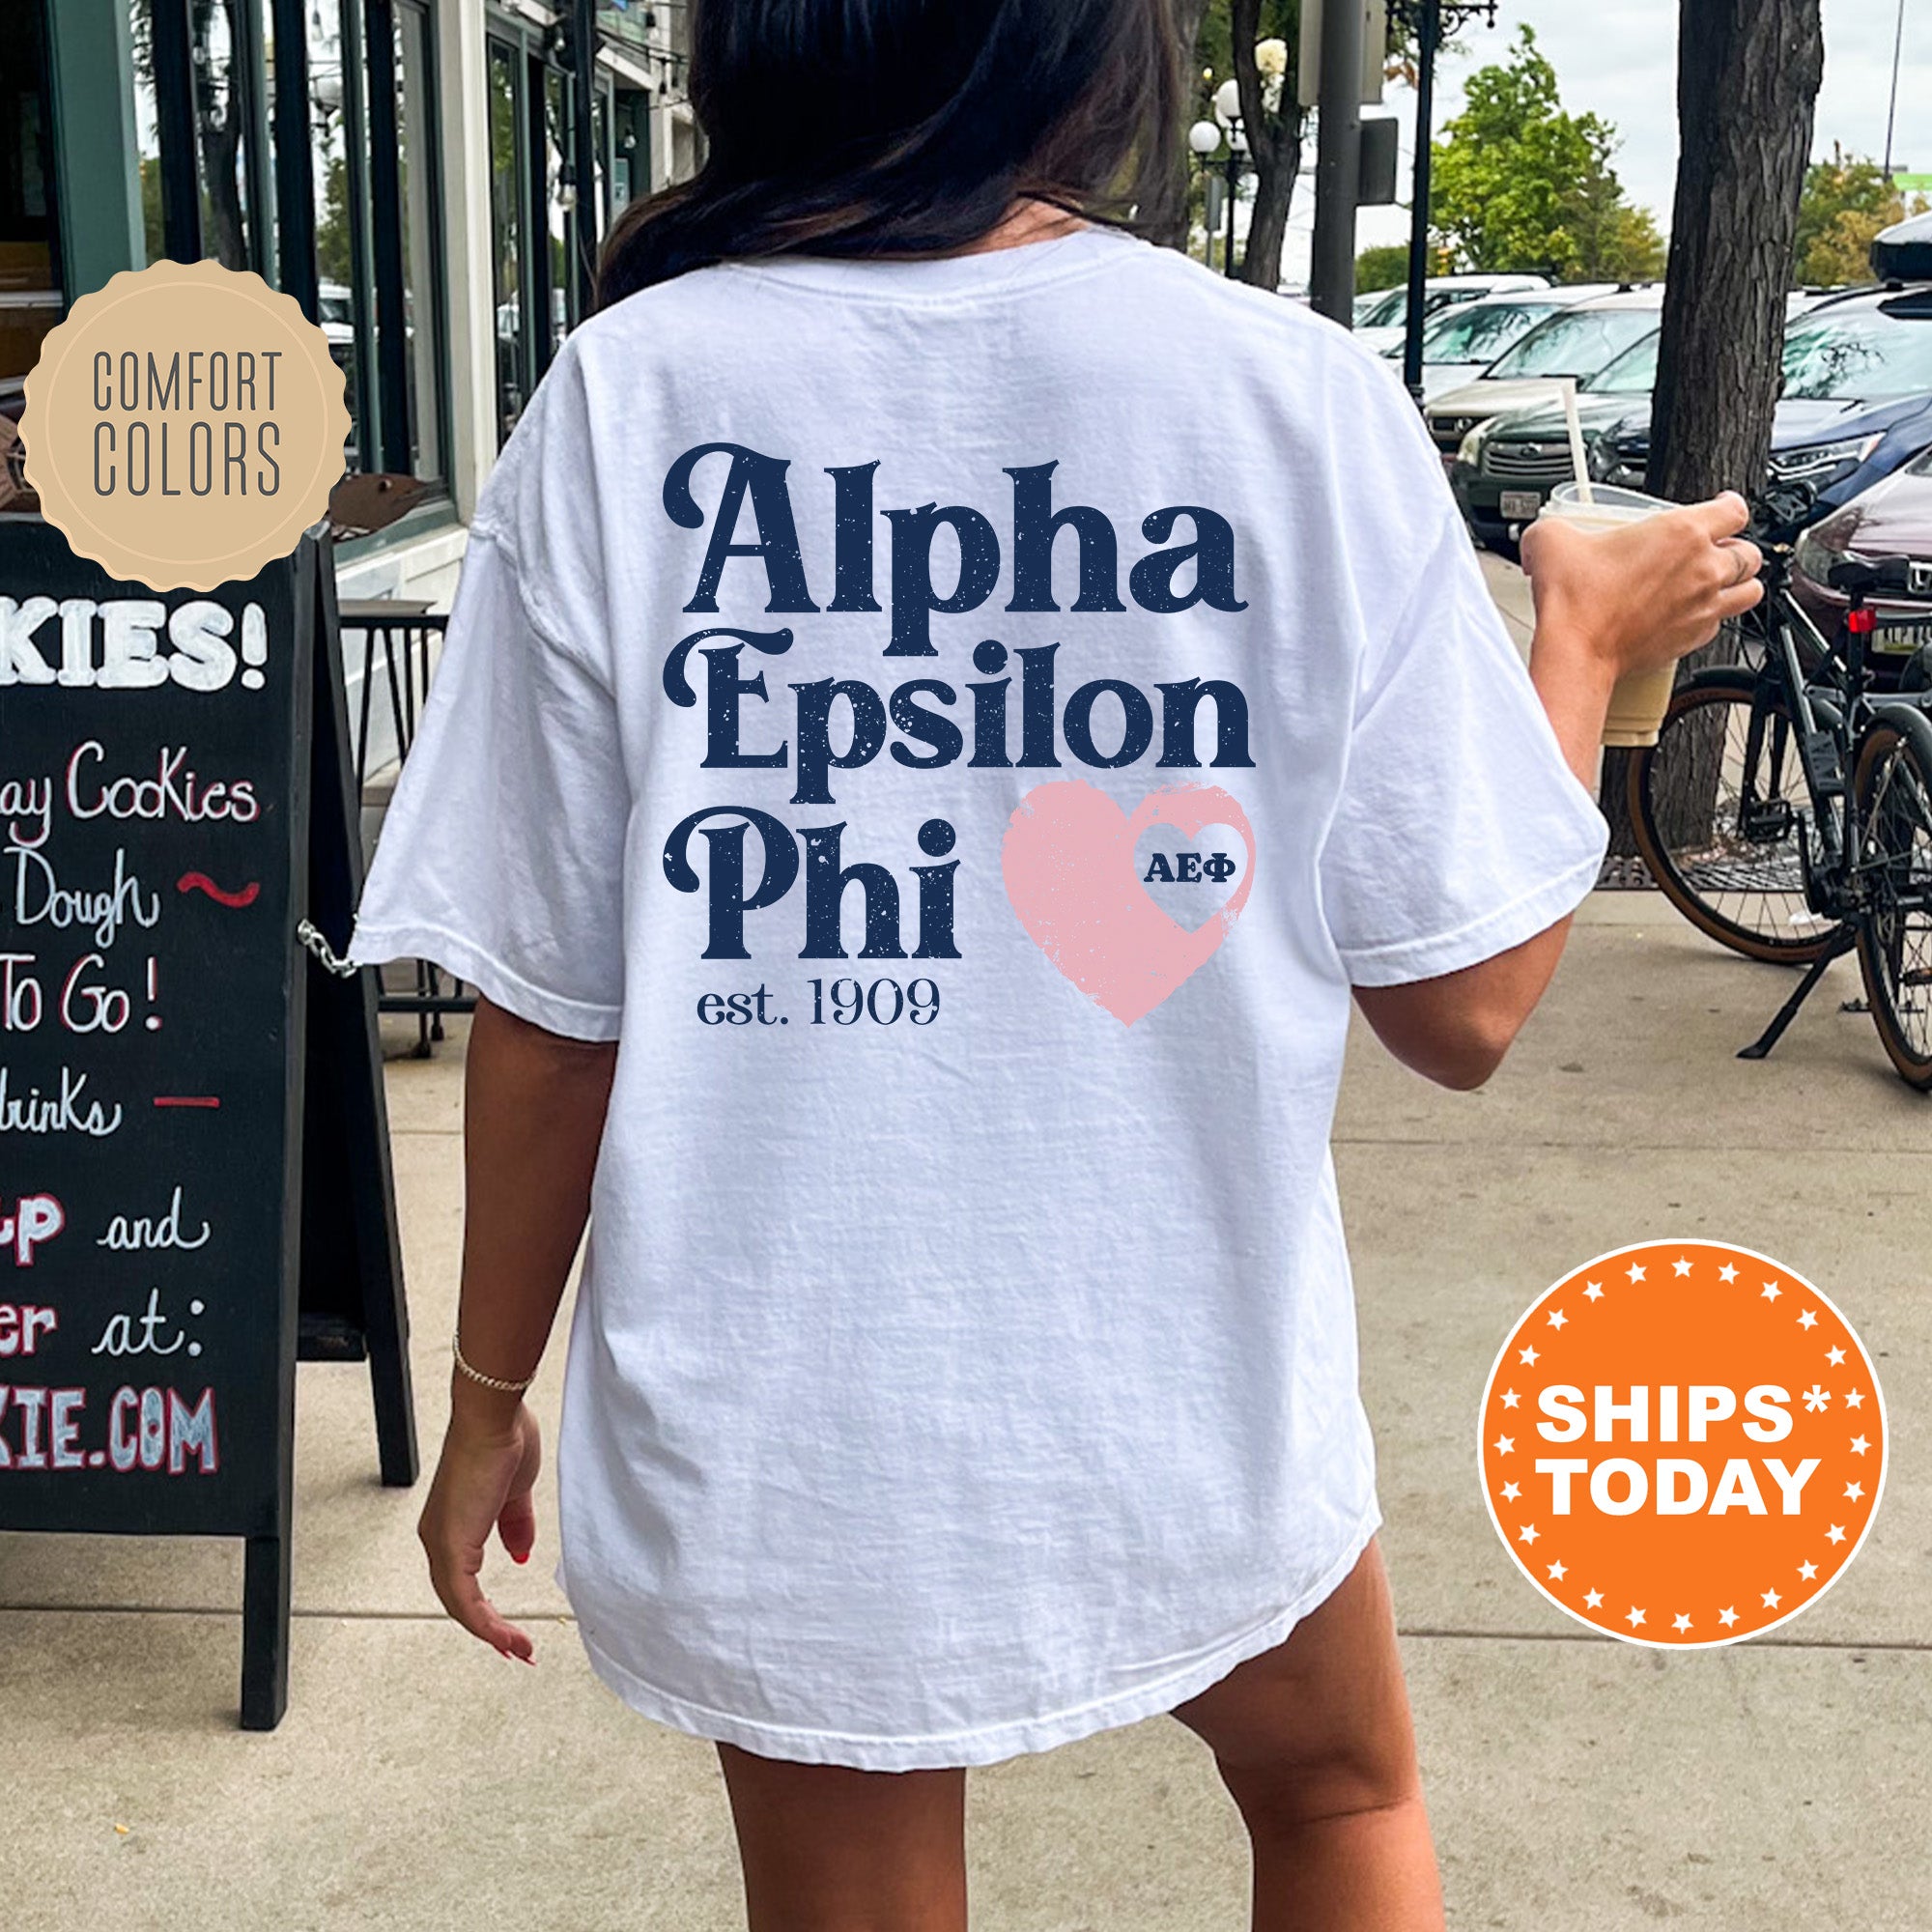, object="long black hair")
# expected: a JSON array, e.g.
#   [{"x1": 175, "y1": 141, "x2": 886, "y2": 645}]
[{"x1": 596, "y1": 0, "x2": 1181, "y2": 306}]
